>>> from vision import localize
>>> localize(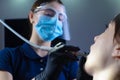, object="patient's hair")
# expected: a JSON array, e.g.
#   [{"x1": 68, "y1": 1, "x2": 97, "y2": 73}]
[
  {"x1": 112, "y1": 13, "x2": 120, "y2": 80},
  {"x1": 113, "y1": 13, "x2": 120, "y2": 44}
]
